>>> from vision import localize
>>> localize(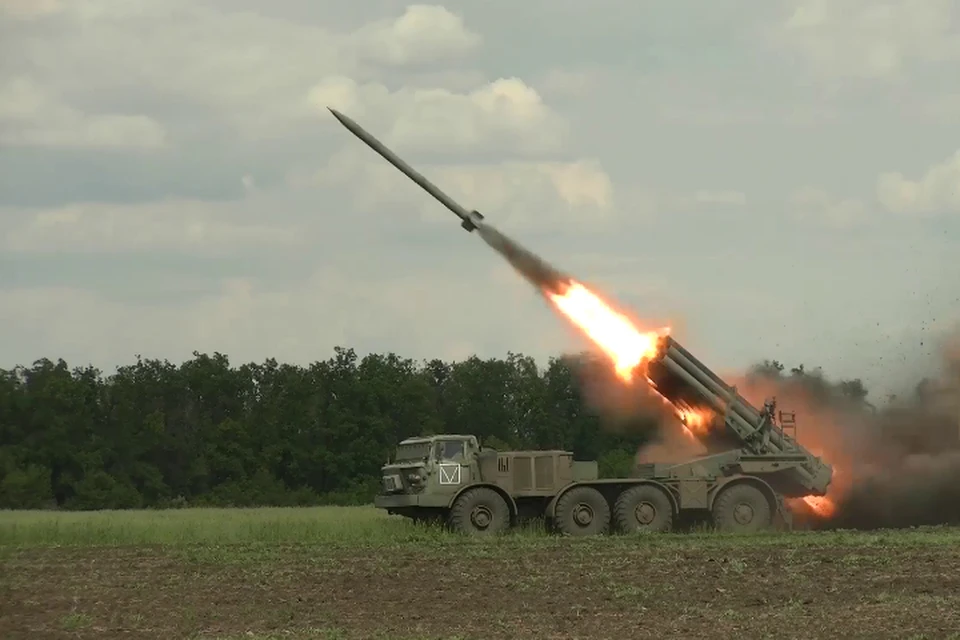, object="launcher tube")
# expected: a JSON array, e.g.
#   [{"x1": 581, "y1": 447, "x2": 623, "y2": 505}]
[
  {"x1": 653, "y1": 338, "x2": 827, "y2": 493},
  {"x1": 665, "y1": 344, "x2": 808, "y2": 461}
]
